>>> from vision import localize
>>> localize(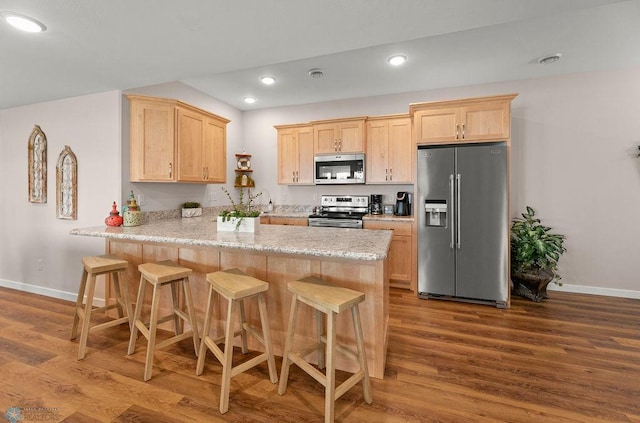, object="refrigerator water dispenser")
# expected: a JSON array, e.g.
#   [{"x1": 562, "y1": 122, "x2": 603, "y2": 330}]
[{"x1": 424, "y1": 200, "x2": 447, "y2": 227}]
